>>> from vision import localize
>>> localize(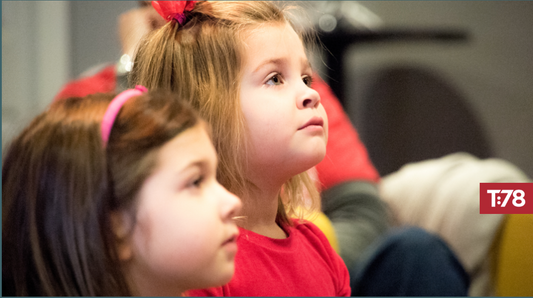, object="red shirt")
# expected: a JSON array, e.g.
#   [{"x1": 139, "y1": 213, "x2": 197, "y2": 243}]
[{"x1": 188, "y1": 220, "x2": 351, "y2": 297}]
